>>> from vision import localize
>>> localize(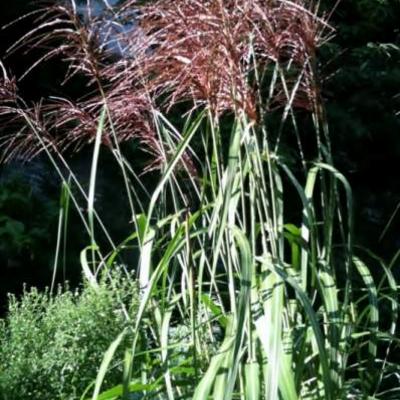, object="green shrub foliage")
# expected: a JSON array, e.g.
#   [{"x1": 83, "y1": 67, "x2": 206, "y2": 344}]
[{"x1": 0, "y1": 269, "x2": 138, "y2": 400}]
